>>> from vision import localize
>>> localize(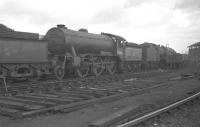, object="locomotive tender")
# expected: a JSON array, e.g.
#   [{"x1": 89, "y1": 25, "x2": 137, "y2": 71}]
[
  {"x1": 0, "y1": 24, "x2": 183, "y2": 81},
  {"x1": 0, "y1": 38, "x2": 52, "y2": 81},
  {"x1": 123, "y1": 43, "x2": 142, "y2": 72}
]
